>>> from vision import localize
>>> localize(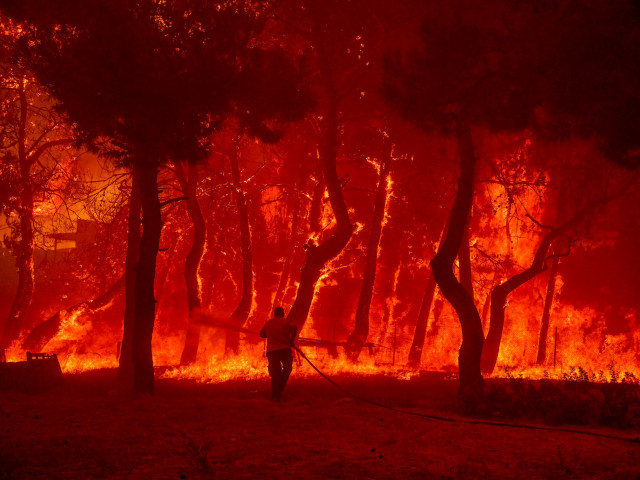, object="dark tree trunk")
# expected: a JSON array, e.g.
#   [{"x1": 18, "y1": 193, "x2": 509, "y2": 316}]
[
  {"x1": 429, "y1": 122, "x2": 484, "y2": 394},
  {"x1": 407, "y1": 273, "x2": 437, "y2": 366},
  {"x1": 458, "y1": 218, "x2": 474, "y2": 299},
  {"x1": 279, "y1": 160, "x2": 325, "y2": 309},
  {"x1": 347, "y1": 137, "x2": 392, "y2": 360},
  {"x1": 132, "y1": 161, "x2": 162, "y2": 395},
  {"x1": 407, "y1": 222, "x2": 447, "y2": 366},
  {"x1": 225, "y1": 139, "x2": 254, "y2": 354},
  {"x1": 2, "y1": 79, "x2": 33, "y2": 350},
  {"x1": 23, "y1": 275, "x2": 126, "y2": 352},
  {"x1": 376, "y1": 259, "x2": 402, "y2": 347},
  {"x1": 536, "y1": 255, "x2": 560, "y2": 365},
  {"x1": 176, "y1": 162, "x2": 206, "y2": 365},
  {"x1": 118, "y1": 167, "x2": 141, "y2": 382},
  {"x1": 286, "y1": 102, "x2": 352, "y2": 331},
  {"x1": 481, "y1": 218, "x2": 581, "y2": 374}
]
